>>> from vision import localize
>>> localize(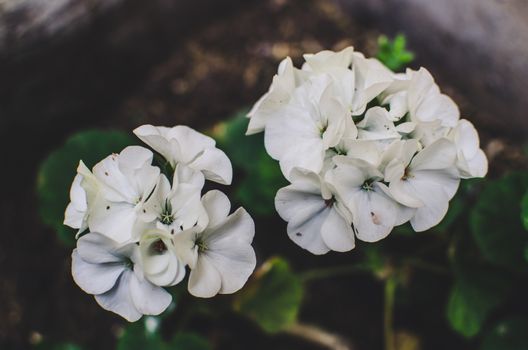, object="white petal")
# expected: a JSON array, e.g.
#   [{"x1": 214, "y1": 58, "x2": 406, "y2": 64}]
[
  {"x1": 320, "y1": 207, "x2": 355, "y2": 252},
  {"x1": 88, "y1": 201, "x2": 138, "y2": 243},
  {"x1": 129, "y1": 272, "x2": 172, "y2": 316},
  {"x1": 352, "y1": 187, "x2": 398, "y2": 242},
  {"x1": 188, "y1": 147, "x2": 233, "y2": 185},
  {"x1": 76, "y1": 233, "x2": 122, "y2": 264},
  {"x1": 172, "y1": 228, "x2": 200, "y2": 268},
  {"x1": 357, "y1": 107, "x2": 400, "y2": 141},
  {"x1": 199, "y1": 208, "x2": 256, "y2": 294},
  {"x1": 64, "y1": 202, "x2": 85, "y2": 230},
  {"x1": 275, "y1": 186, "x2": 327, "y2": 223},
  {"x1": 410, "y1": 138, "x2": 456, "y2": 171},
  {"x1": 71, "y1": 250, "x2": 123, "y2": 295},
  {"x1": 188, "y1": 255, "x2": 222, "y2": 298},
  {"x1": 168, "y1": 126, "x2": 215, "y2": 163},
  {"x1": 140, "y1": 174, "x2": 171, "y2": 223},
  {"x1": 464, "y1": 149, "x2": 488, "y2": 178},
  {"x1": 201, "y1": 190, "x2": 231, "y2": 227},
  {"x1": 134, "y1": 125, "x2": 174, "y2": 164},
  {"x1": 287, "y1": 202, "x2": 331, "y2": 255},
  {"x1": 403, "y1": 173, "x2": 458, "y2": 231},
  {"x1": 94, "y1": 271, "x2": 142, "y2": 322}
]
